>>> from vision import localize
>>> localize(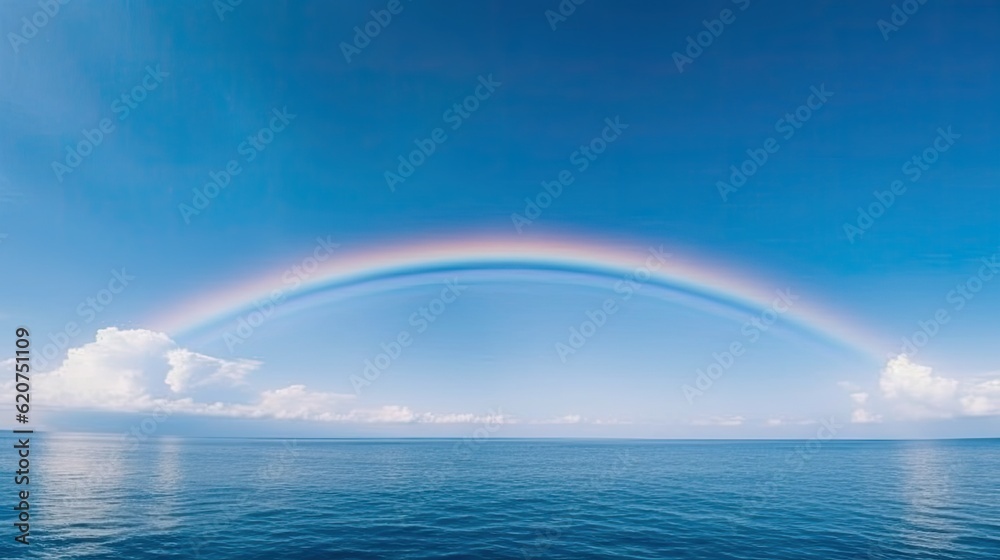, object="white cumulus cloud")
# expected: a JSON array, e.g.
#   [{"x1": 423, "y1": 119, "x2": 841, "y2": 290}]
[
  {"x1": 841, "y1": 355, "x2": 1000, "y2": 421},
  {"x1": 38, "y1": 328, "x2": 177, "y2": 410},
  {"x1": 880, "y1": 355, "x2": 958, "y2": 408},
  {"x1": 30, "y1": 327, "x2": 506, "y2": 426}
]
